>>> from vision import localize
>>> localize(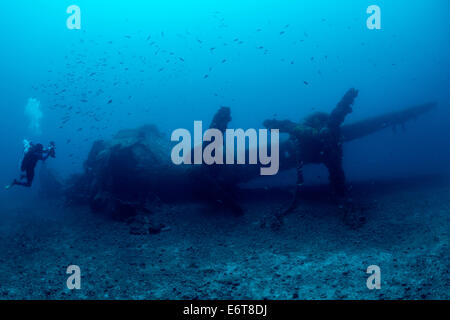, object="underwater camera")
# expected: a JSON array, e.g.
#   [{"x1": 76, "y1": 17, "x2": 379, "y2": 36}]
[{"x1": 47, "y1": 141, "x2": 56, "y2": 158}]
